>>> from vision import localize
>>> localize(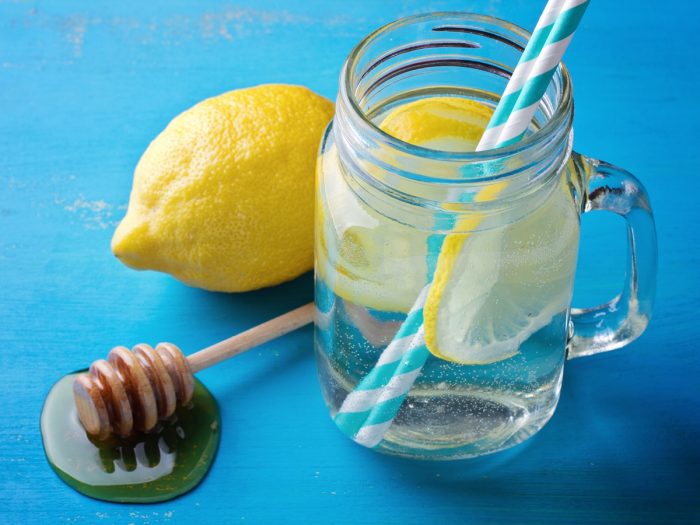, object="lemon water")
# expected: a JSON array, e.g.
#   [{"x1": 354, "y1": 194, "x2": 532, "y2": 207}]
[{"x1": 315, "y1": 97, "x2": 580, "y2": 458}]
